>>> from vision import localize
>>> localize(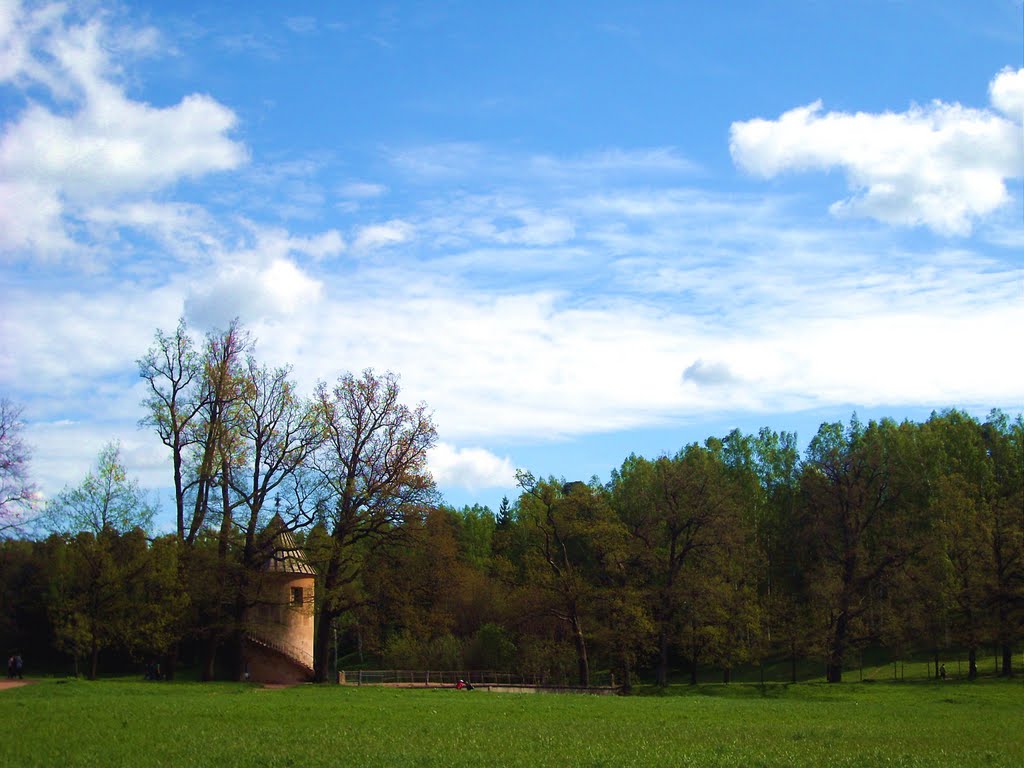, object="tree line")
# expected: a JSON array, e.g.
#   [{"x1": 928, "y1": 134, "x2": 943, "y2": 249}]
[{"x1": 0, "y1": 319, "x2": 1021, "y2": 686}]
